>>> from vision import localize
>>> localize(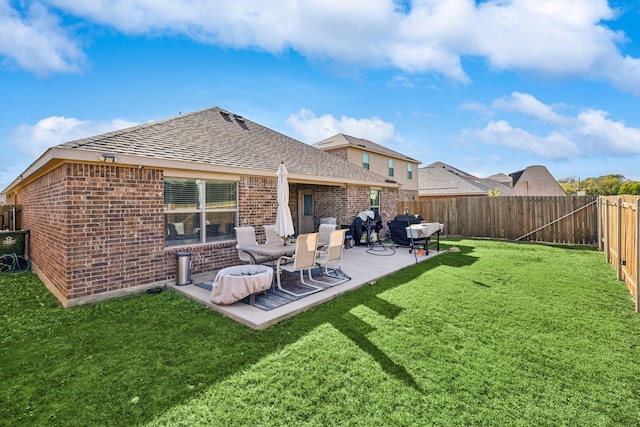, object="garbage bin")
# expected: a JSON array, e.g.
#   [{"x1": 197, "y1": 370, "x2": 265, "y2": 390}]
[
  {"x1": 175, "y1": 252, "x2": 192, "y2": 286},
  {"x1": 0, "y1": 230, "x2": 29, "y2": 257}
]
